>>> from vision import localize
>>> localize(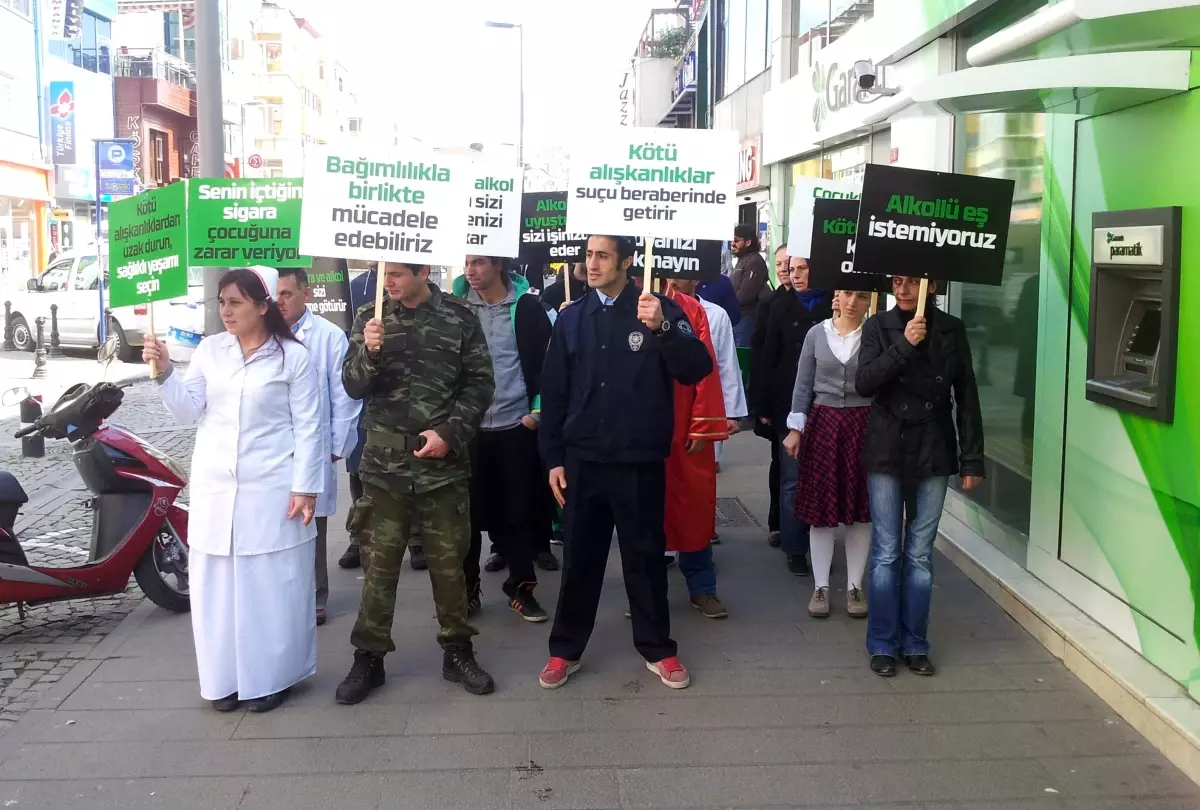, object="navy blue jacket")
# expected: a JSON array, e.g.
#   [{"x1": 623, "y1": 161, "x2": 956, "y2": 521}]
[
  {"x1": 346, "y1": 268, "x2": 377, "y2": 475},
  {"x1": 539, "y1": 280, "x2": 713, "y2": 469},
  {"x1": 697, "y1": 273, "x2": 741, "y2": 327}
]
